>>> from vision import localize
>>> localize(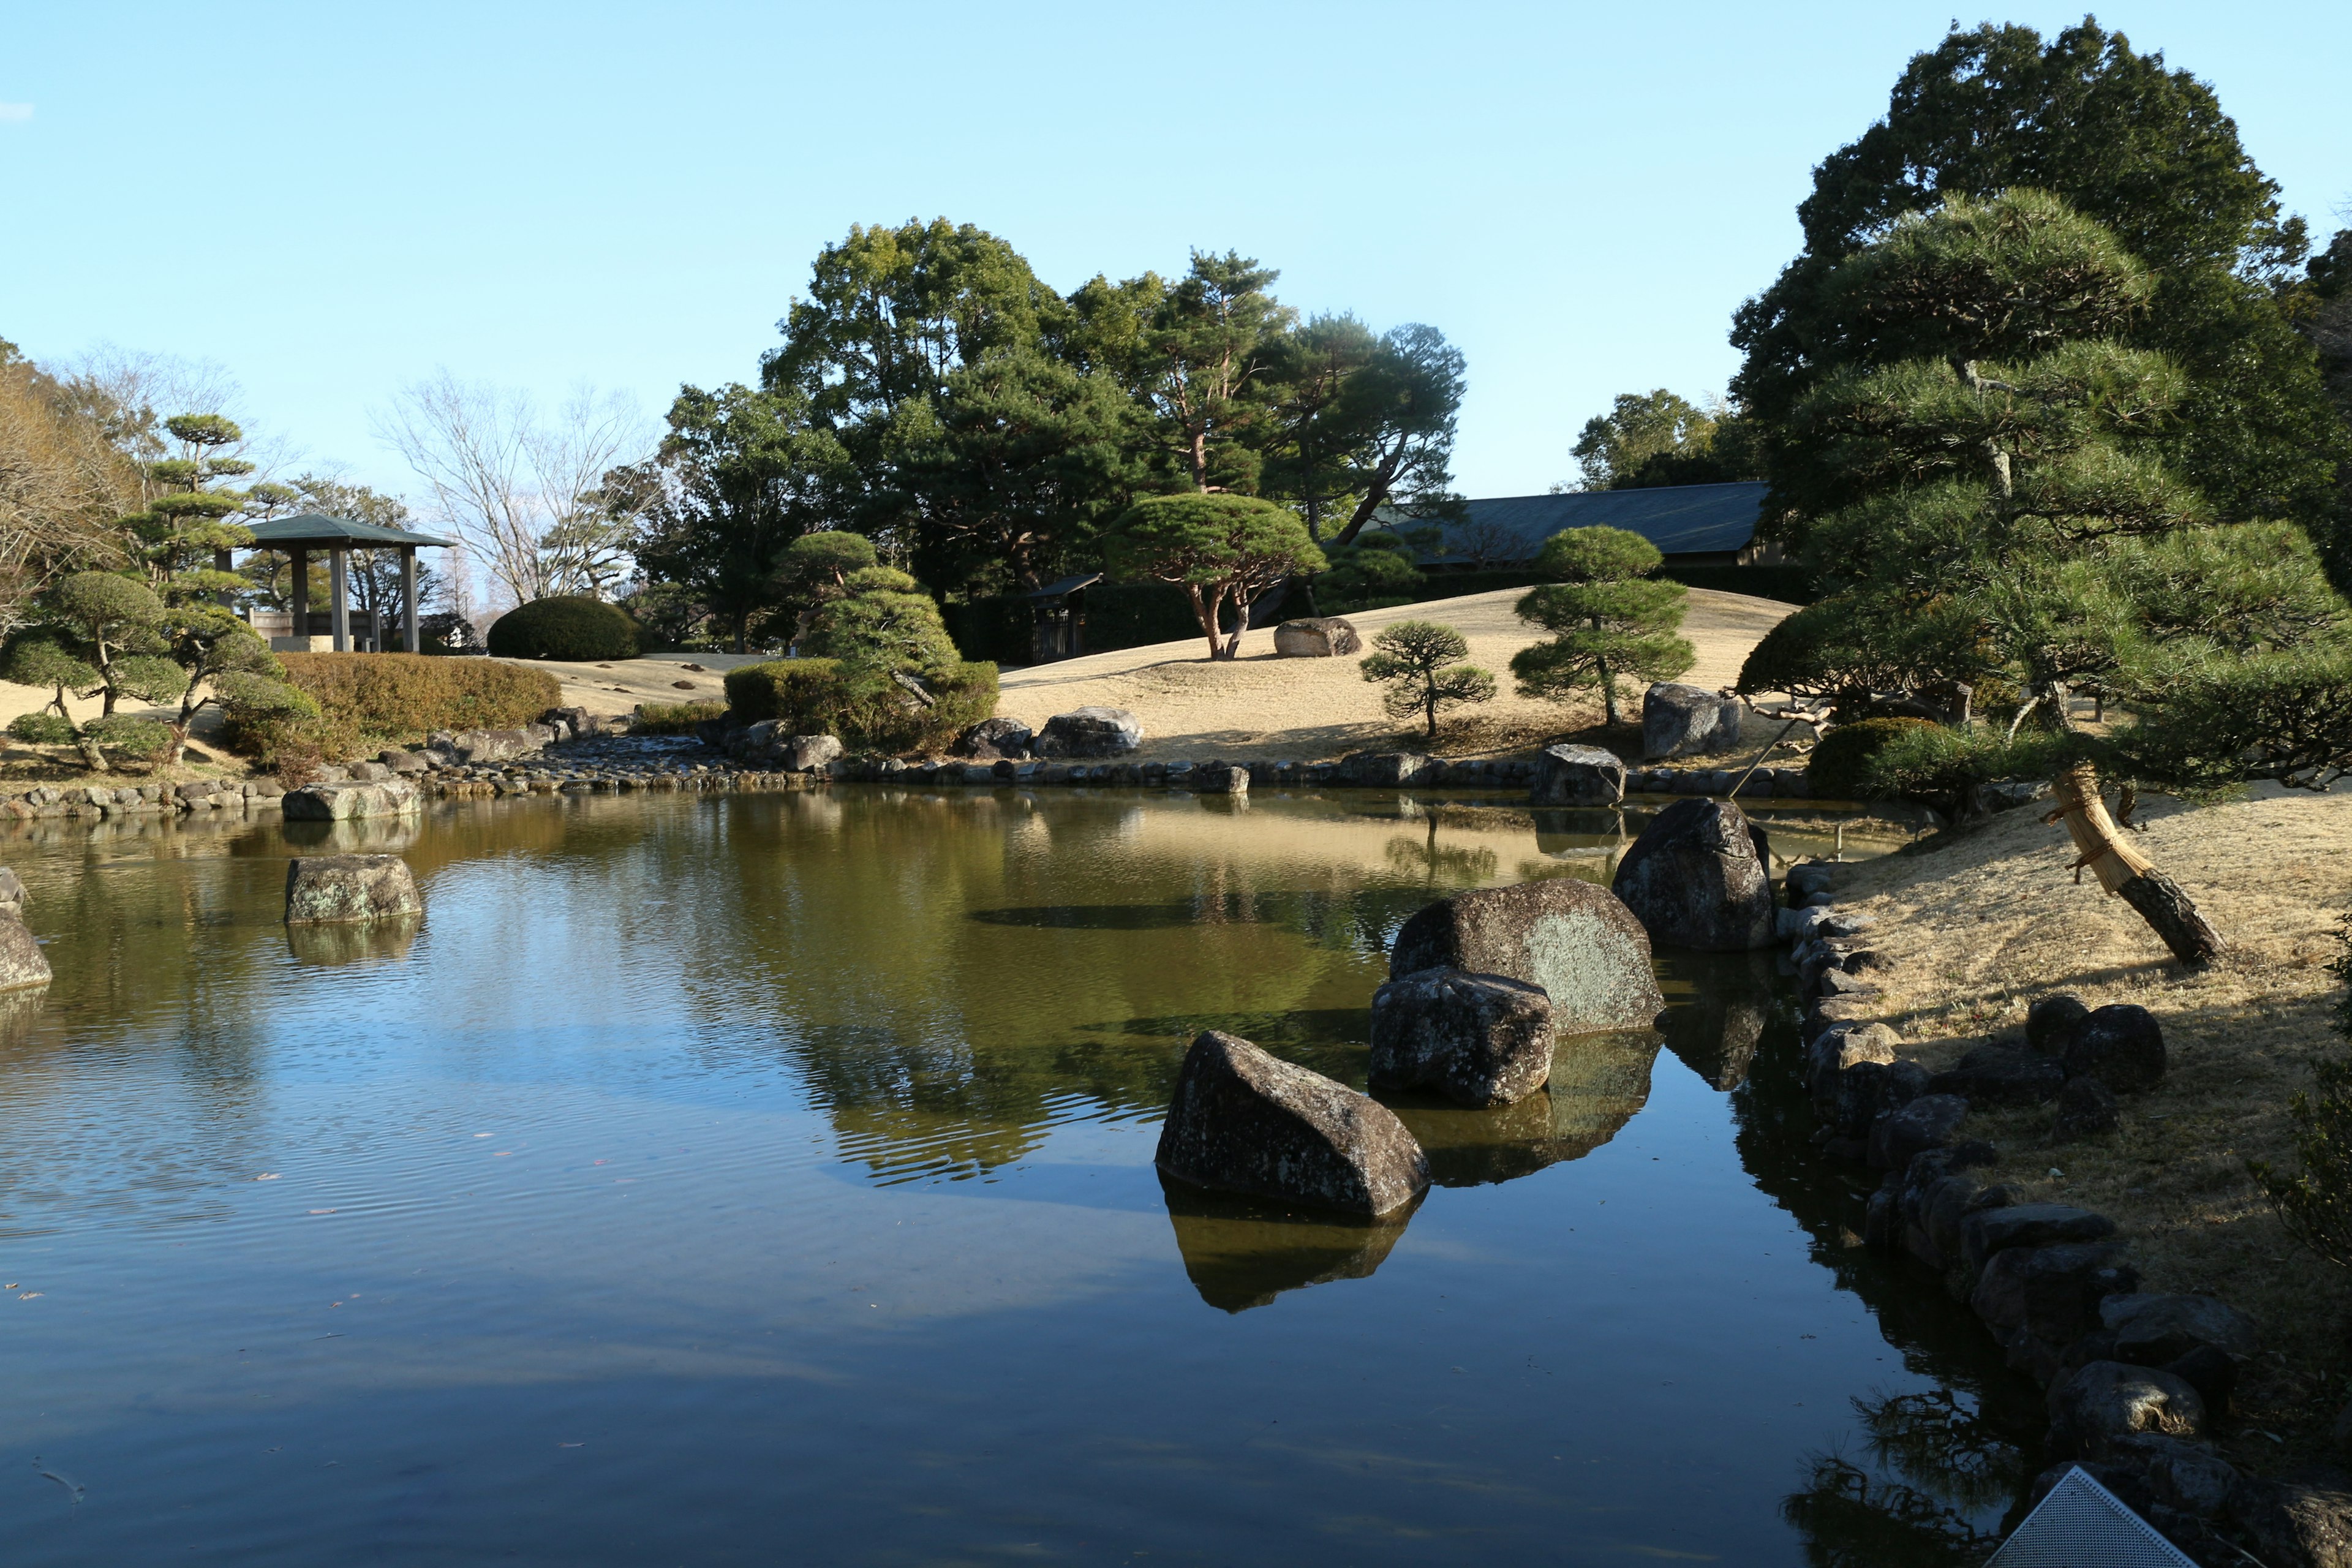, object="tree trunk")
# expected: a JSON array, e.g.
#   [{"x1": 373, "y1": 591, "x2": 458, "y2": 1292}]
[
  {"x1": 2049, "y1": 761, "x2": 2224, "y2": 965},
  {"x1": 75, "y1": 734, "x2": 110, "y2": 774},
  {"x1": 1188, "y1": 583, "x2": 1222, "y2": 660}
]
